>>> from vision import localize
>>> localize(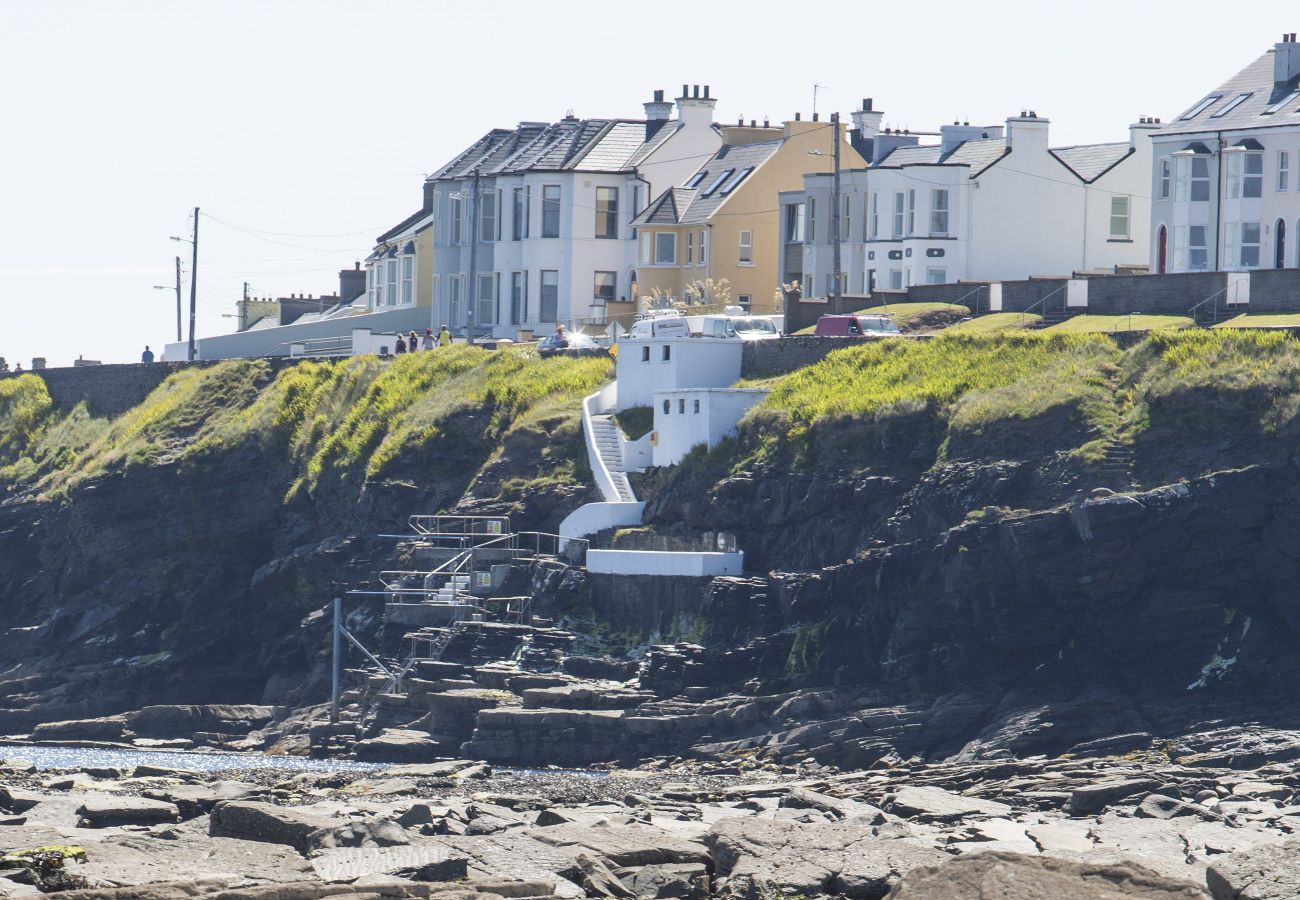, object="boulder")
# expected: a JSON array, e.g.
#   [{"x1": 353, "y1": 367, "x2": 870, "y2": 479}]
[
  {"x1": 354, "y1": 728, "x2": 448, "y2": 763},
  {"x1": 29, "y1": 715, "x2": 128, "y2": 742},
  {"x1": 887, "y1": 786, "x2": 1012, "y2": 822},
  {"x1": 1206, "y1": 835, "x2": 1300, "y2": 899},
  {"x1": 128, "y1": 704, "x2": 277, "y2": 738},
  {"x1": 528, "y1": 823, "x2": 708, "y2": 868},
  {"x1": 307, "y1": 819, "x2": 411, "y2": 853},
  {"x1": 888, "y1": 851, "x2": 1211, "y2": 898},
  {"x1": 622, "y1": 863, "x2": 709, "y2": 900},
  {"x1": 1069, "y1": 779, "x2": 1163, "y2": 816},
  {"x1": 76, "y1": 794, "x2": 181, "y2": 827},
  {"x1": 142, "y1": 780, "x2": 260, "y2": 819},
  {"x1": 707, "y1": 815, "x2": 947, "y2": 899},
  {"x1": 561, "y1": 852, "x2": 633, "y2": 899},
  {"x1": 209, "y1": 799, "x2": 343, "y2": 853}
]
